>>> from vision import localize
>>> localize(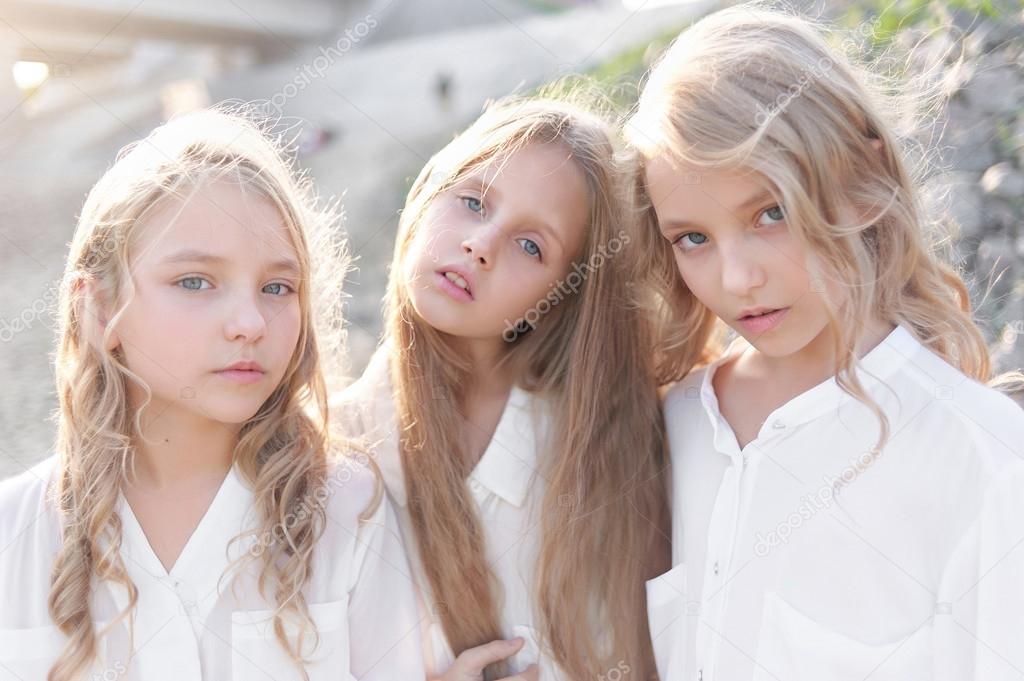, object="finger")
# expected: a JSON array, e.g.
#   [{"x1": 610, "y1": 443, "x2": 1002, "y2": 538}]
[{"x1": 452, "y1": 638, "x2": 525, "y2": 674}]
